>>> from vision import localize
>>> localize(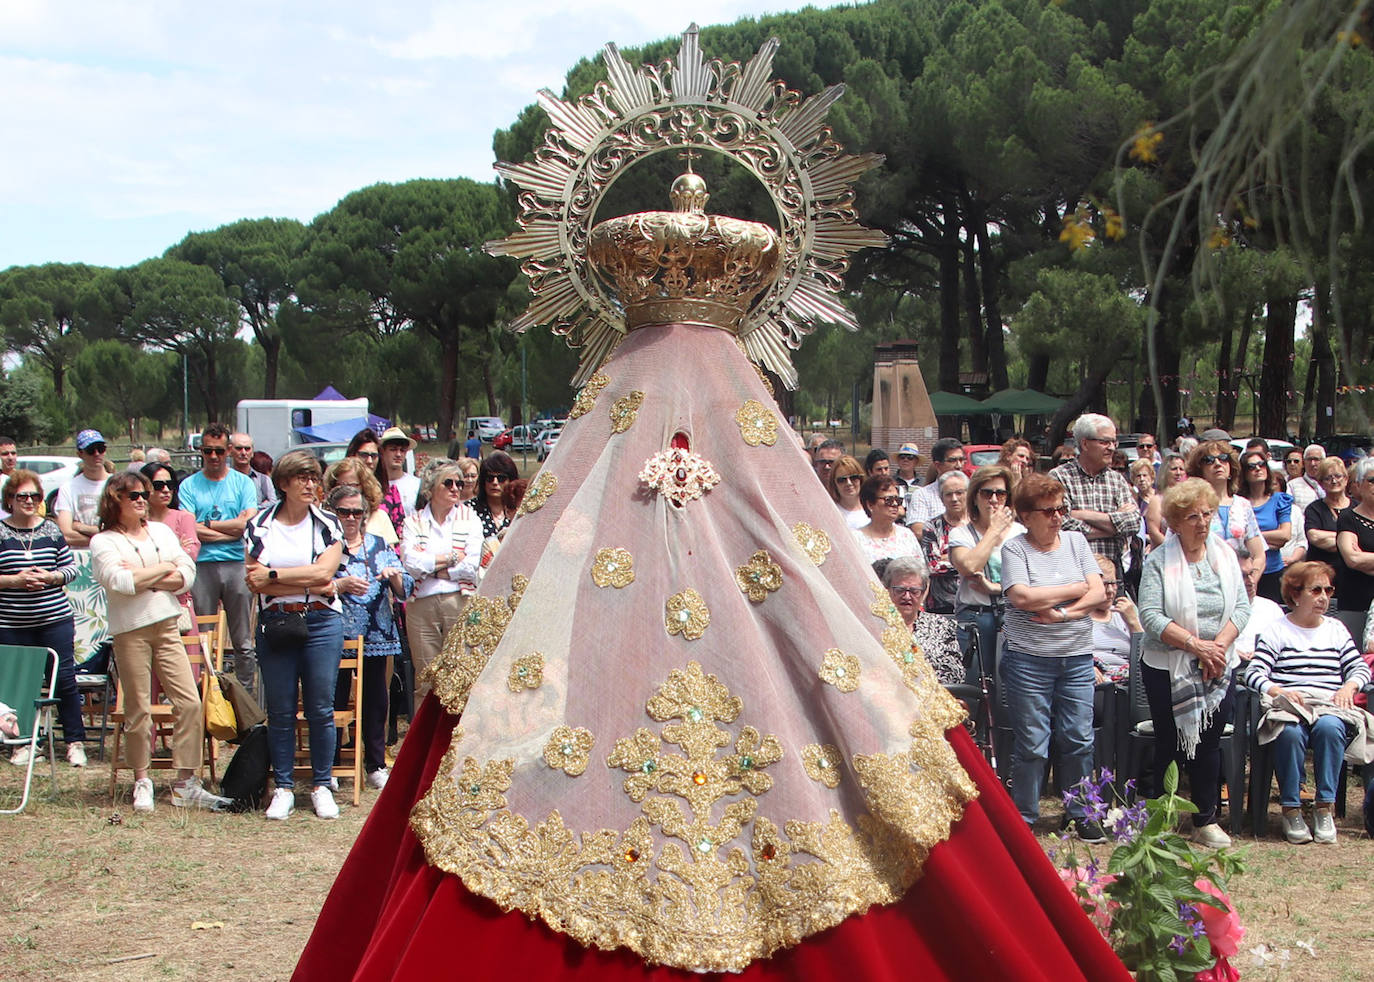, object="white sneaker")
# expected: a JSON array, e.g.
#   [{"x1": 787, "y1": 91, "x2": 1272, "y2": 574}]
[
  {"x1": 328, "y1": 776, "x2": 339, "y2": 792},
  {"x1": 1191, "y1": 823, "x2": 1232, "y2": 849},
  {"x1": 9, "y1": 744, "x2": 42, "y2": 767},
  {"x1": 132, "y1": 778, "x2": 155, "y2": 814},
  {"x1": 1282, "y1": 810, "x2": 1313, "y2": 844},
  {"x1": 66, "y1": 743, "x2": 87, "y2": 768},
  {"x1": 1313, "y1": 809, "x2": 1337, "y2": 844},
  {"x1": 366, "y1": 768, "x2": 389, "y2": 791},
  {"x1": 265, "y1": 787, "x2": 295, "y2": 820},
  {"x1": 171, "y1": 776, "x2": 232, "y2": 811},
  {"x1": 311, "y1": 785, "x2": 339, "y2": 819}
]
